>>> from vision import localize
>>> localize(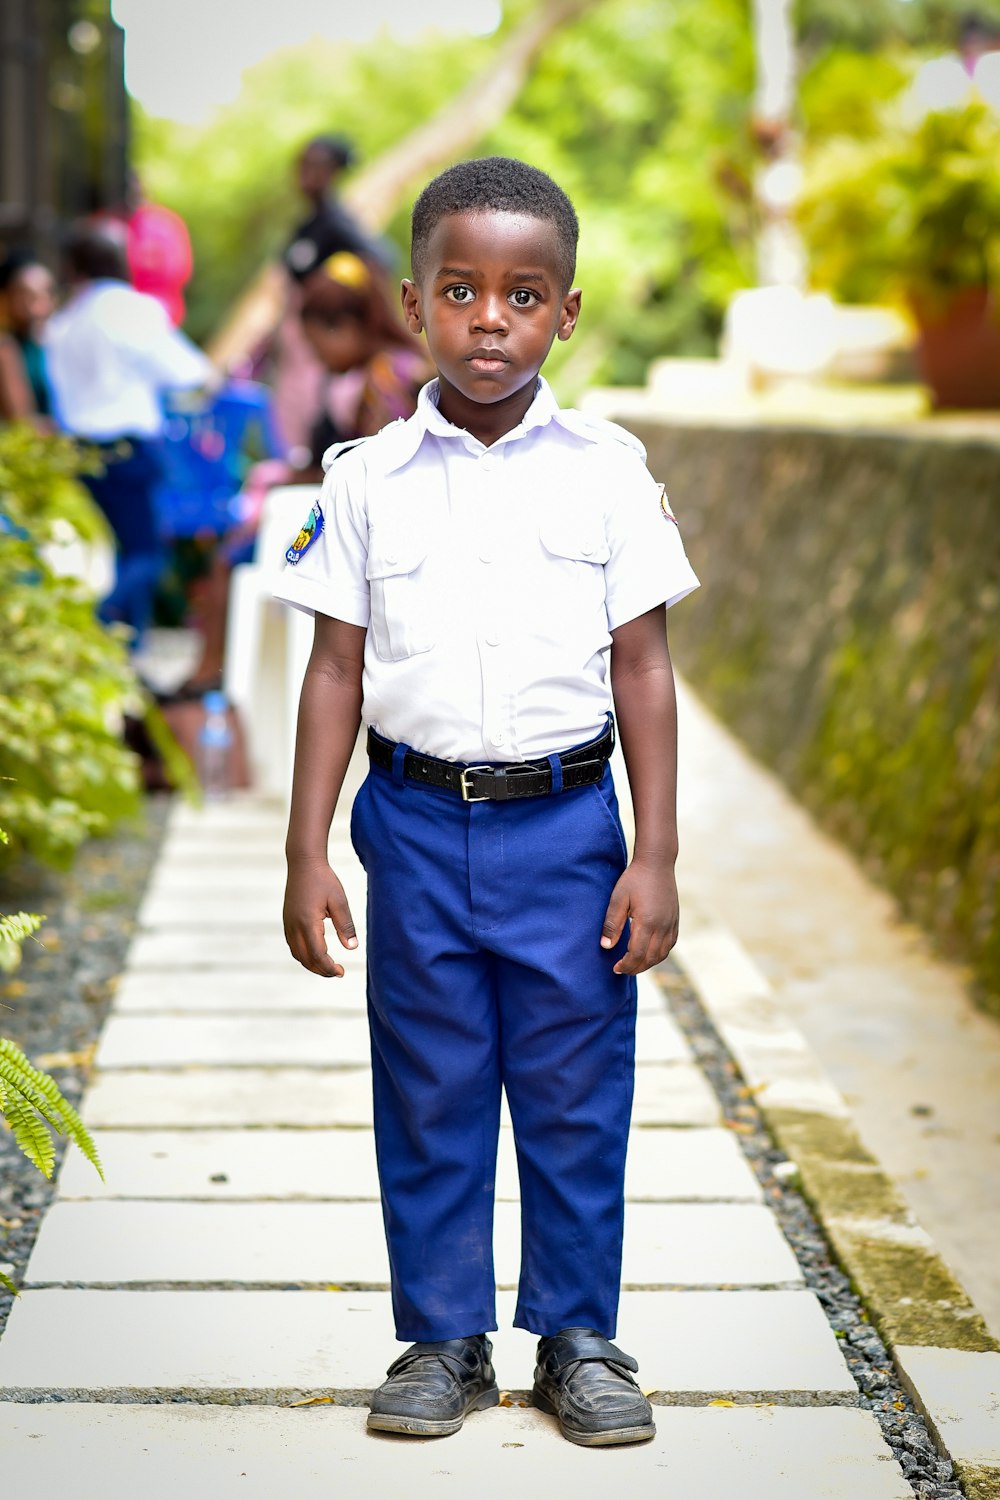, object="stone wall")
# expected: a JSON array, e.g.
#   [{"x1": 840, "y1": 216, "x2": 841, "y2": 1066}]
[{"x1": 625, "y1": 416, "x2": 1000, "y2": 1016}]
